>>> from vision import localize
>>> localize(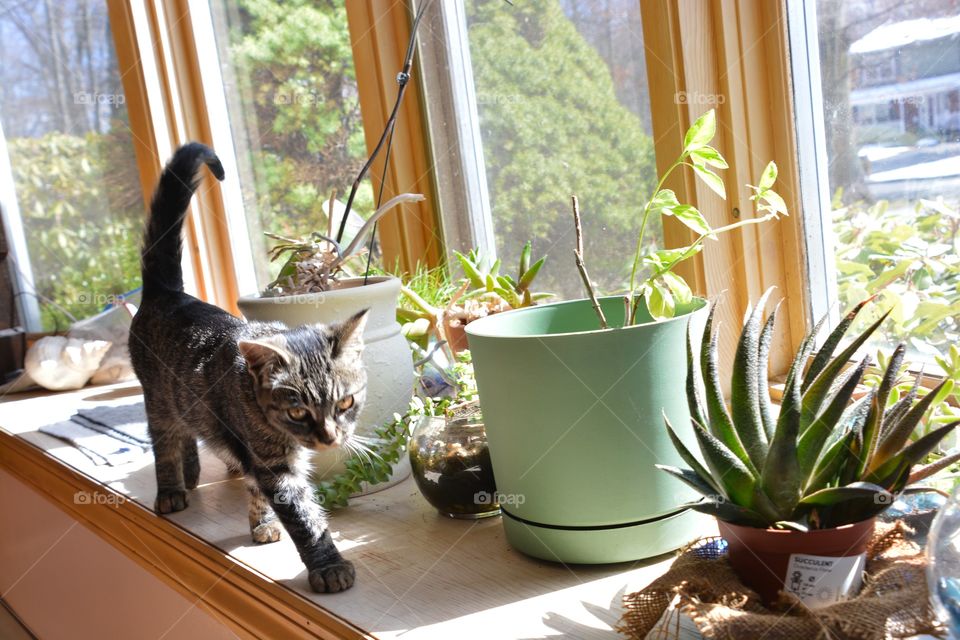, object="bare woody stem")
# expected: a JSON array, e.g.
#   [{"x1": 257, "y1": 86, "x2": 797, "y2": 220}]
[{"x1": 571, "y1": 195, "x2": 608, "y2": 330}]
